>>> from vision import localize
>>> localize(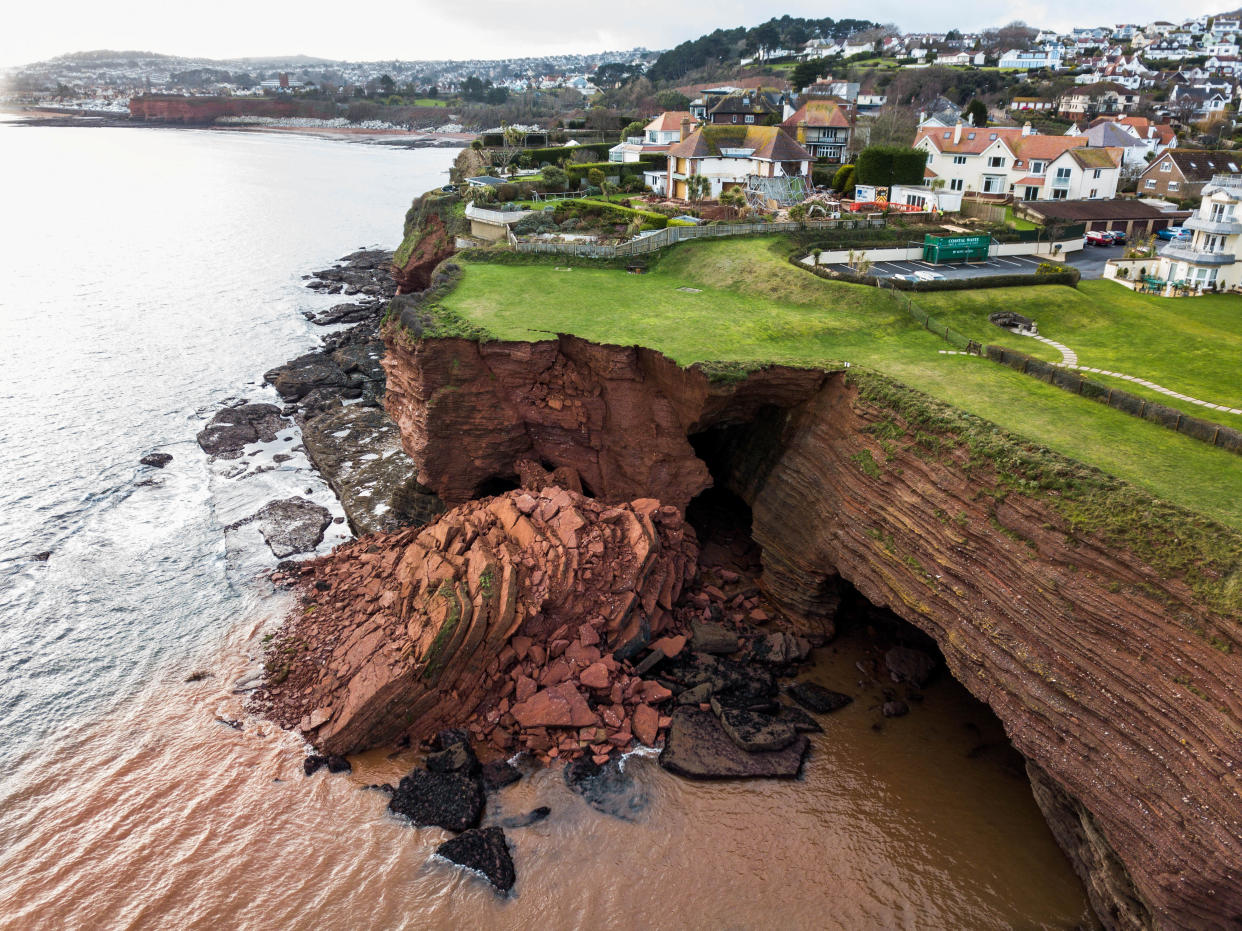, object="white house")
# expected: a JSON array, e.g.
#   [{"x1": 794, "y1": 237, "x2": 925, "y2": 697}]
[
  {"x1": 916, "y1": 122, "x2": 1121, "y2": 200},
  {"x1": 663, "y1": 124, "x2": 813, "y2": 200},
  {"x1": 999, "y1": 47, "x2": 1064, "y2": 70},
  {"x1": 1154, "y1": 174, "x2": 1242, "y2": 290}
]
